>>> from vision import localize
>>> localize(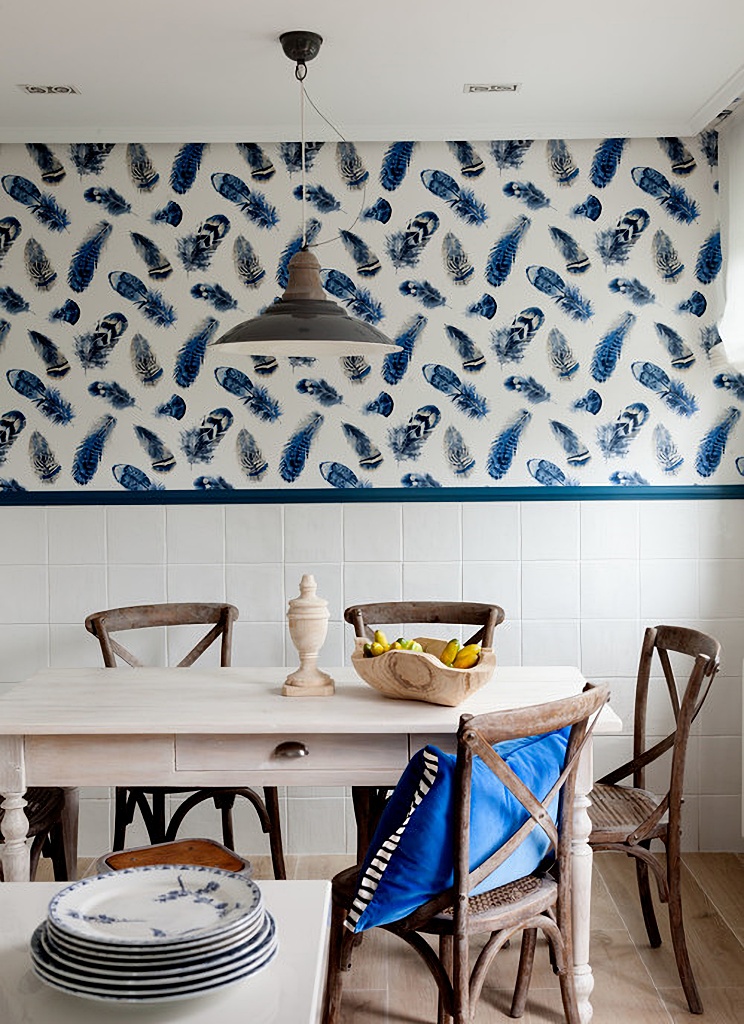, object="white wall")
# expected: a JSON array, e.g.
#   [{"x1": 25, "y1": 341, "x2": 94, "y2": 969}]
[{"x1": 0, "y1": 497, "x2": 741, "y2": 857}]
